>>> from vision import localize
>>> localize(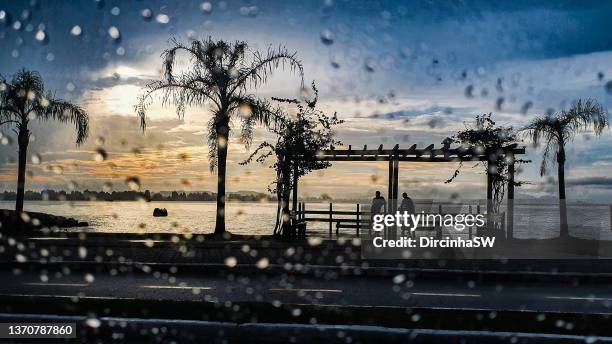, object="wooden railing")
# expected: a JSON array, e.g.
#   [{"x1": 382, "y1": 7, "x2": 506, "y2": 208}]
[{"x1": 295, "y1": 202, "x2": 504, "y2": 238}]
